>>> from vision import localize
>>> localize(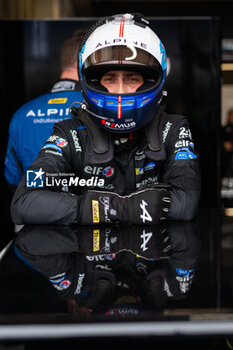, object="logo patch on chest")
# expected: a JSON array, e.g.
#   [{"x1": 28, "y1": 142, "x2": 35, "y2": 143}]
[{"x1": 84, "y1": 165, "x2": 114, "y2": 177}]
